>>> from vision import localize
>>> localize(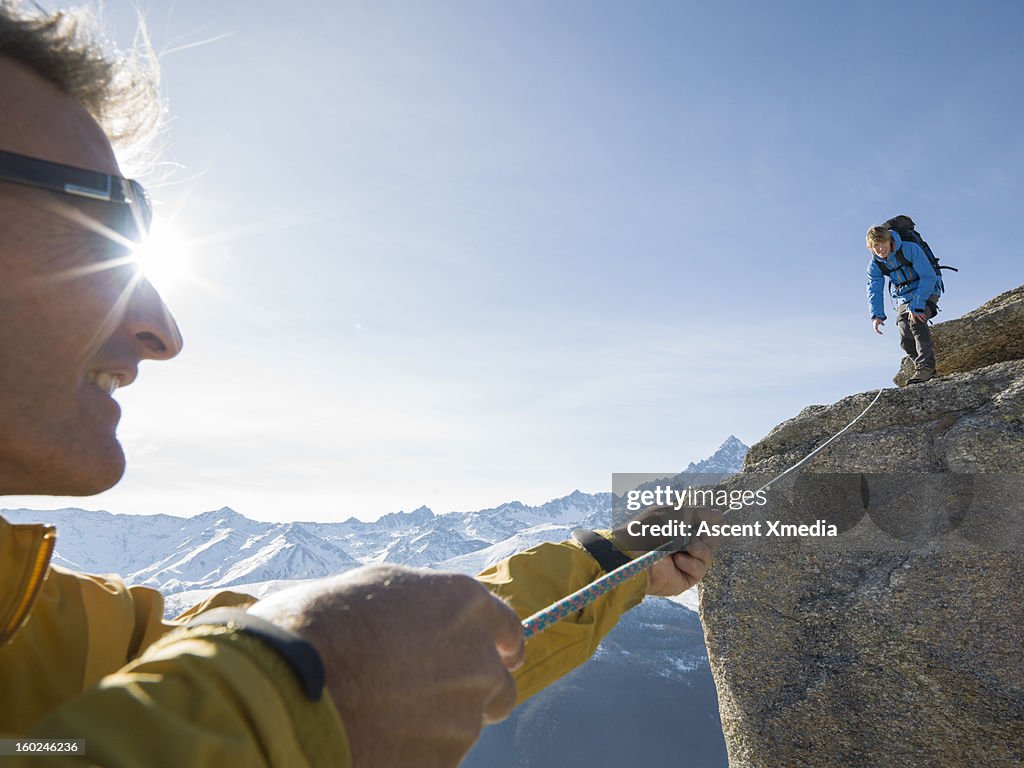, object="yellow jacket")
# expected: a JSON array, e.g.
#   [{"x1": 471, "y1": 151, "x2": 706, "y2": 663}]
[{"x1": 0, "y1": 515, "x2": 646, "y2": 766}]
